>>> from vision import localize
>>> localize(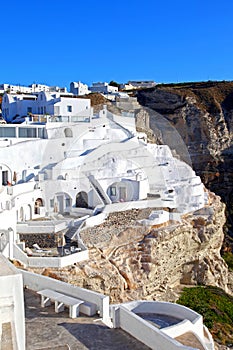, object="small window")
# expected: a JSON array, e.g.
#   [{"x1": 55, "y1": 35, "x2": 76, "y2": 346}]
[
  {"x1": 50, "y1": 199, "x2": 54, "y2": 207},
  {"x1": 110, "y1": 186, "x2": 116, "y2": 196},
  {"x1": 67, "y1": 105, "x2": 72, "y2": 112}
]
